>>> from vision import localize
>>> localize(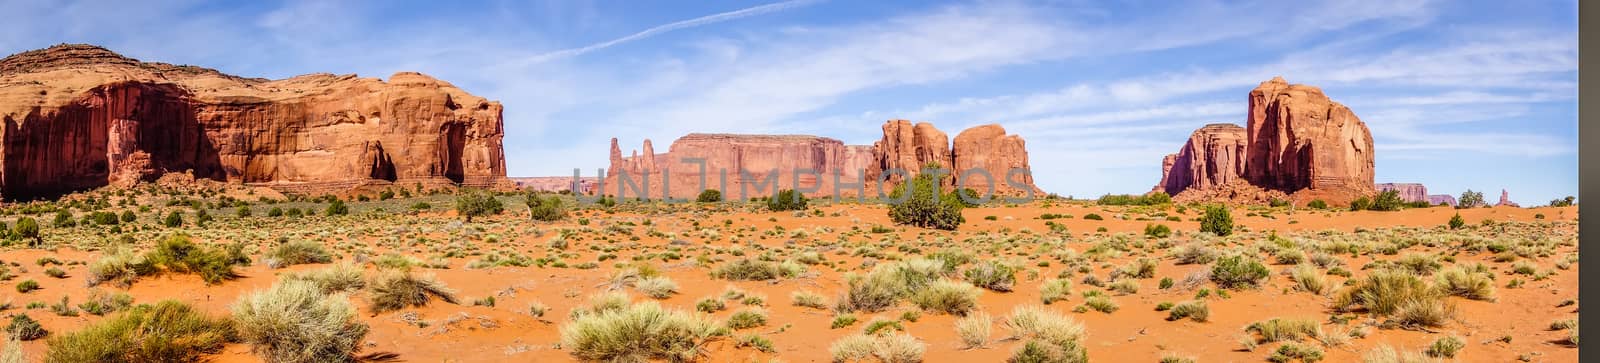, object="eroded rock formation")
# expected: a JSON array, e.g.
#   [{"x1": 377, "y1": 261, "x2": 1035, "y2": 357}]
[
  {"x1": 1154, "y1": 124, "x2": 1247, "y2": 196},
  {"x1": 1376, "y1": 183, "x2": 1428, "y2": 203},
  {"x1": 1427, "y1": 194, "x2": 1457, "y2": 207},
  {"x1": 1496, "y1": 189, "x2": 1520, "y2": 207},
  {"x1": 0, "y1": 44, "x2": 508, "y2": 199},
  {"x1": 1154, "y1": 77, "x2": 1376, "y2": 205},
  {"x1": 605, "y1": 120, "x2": 1040, "y2": 199}
]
